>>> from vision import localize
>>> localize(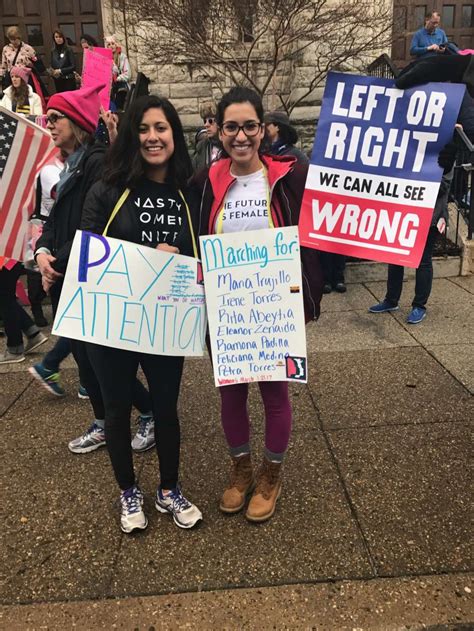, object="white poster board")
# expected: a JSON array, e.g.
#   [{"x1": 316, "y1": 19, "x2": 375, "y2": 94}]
[
  {"x1": 52, "y1": 231, "x2": 206, "y2": 356},
  {"x1": 200, "y1": 227, "x2": 307, "y2": 386}
]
